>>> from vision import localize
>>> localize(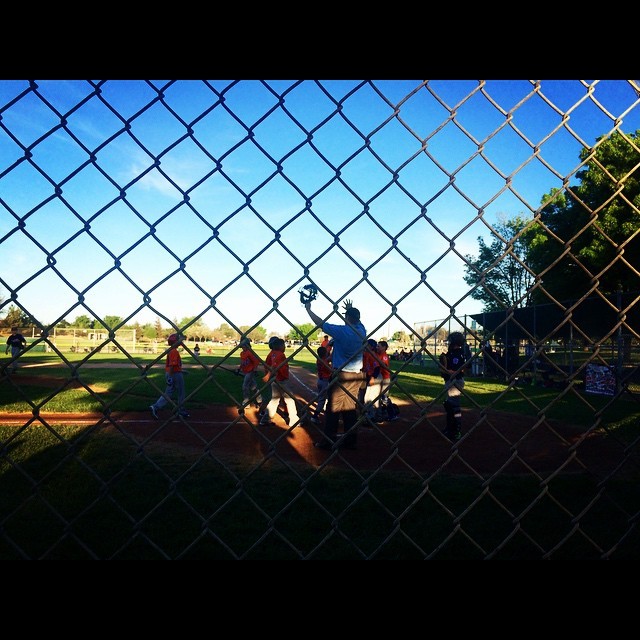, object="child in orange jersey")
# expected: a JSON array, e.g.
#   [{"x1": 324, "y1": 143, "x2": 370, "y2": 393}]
[
  {"x1": 376, "y1": 340, "x2": 392, "y2": 409},
  {"x1": 236, "y1": 337, "x2": 263, "y2": 411},
  {"x1": 369, "y1": 340, "x2": 398, "y2": 423},
  {"x1": 311, "y1": 345, "x2": 332, "y2": 424},
  {"x1": 321, "y1": 334, "x2": 333, "y2": 358},
  {"x1": 150, "y1": 333, "x2": 190, "y2": 419},
  {"x1": 360, "y1": 339, "x2": 380, "y2": 417},
  {"x1": 259, "y1": 337, "x2": 300, "y2": 428}
]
